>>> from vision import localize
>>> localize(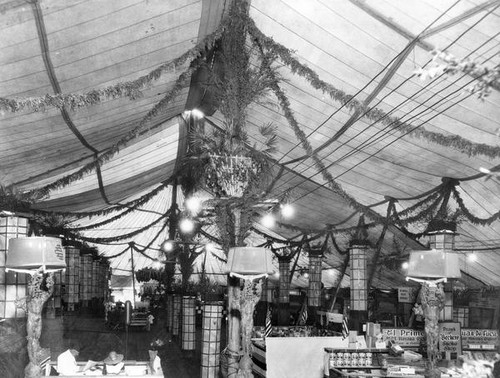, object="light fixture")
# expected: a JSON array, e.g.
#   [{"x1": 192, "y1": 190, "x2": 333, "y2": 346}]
[
  {"x1": 191, "y1": 108, "x2": 204, "y2": 118},
  {"x1": 179, "y1": 218, "x2": 195, "y2": 234},
  {"x1": 303, "y1": 272, "x2": 309, "y2": 279},
  {"x1": 185, "y1": 196, "x2": 202, "y2": 215},
  {"x1": 6, "y1": 236, "x2": 66, "y2": 273},
  {"x1": 261, "y1": 213, "x2": 275, "y2": 228},
  {"x1": 406, "y1": 249, "x2": 461, "y2": 285},
  {"x1": 467, "y1": 253, "x2": 477, "y2": 262},
  {"x1": 161, "y1": 240, "x2": 175, "y2": 253},
  {"x1": 401, "y1": 262, "x2": 409, "y2": 270},
  {"x1": 226, "y1": 247, "x2": 275, "y2": 280},
  {"x1": 280, "y1": 203, "x2": 295, "y2": 218}
]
